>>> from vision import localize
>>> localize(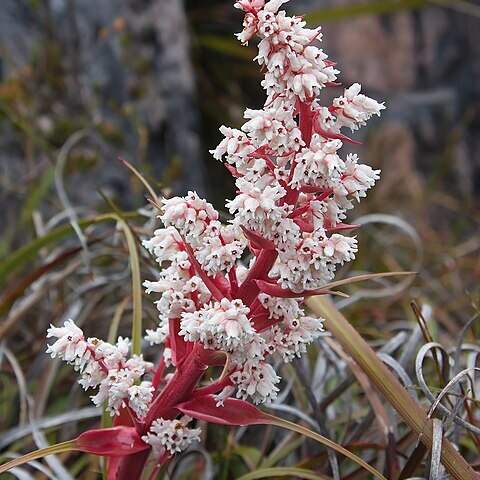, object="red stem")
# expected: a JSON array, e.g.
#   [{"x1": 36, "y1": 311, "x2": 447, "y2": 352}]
[
  {"x1": 142, "y1": 344, "x2": 211, "y2": 432},
  {"x1": 236, "y1": 249, "x2": 278, "y2": 306},
  {"x1": 115, "y1": 449, "x2": 151, "y2": 480},
  {"x1": 152, "y1": 357, "x2": 166, "y2": 392},
  {"x1": 191, "y1": 375, "x2": 233, "y2": 398},
  {"x1": 237, "y1": 100, "x2": 314, "y2": 307}
]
